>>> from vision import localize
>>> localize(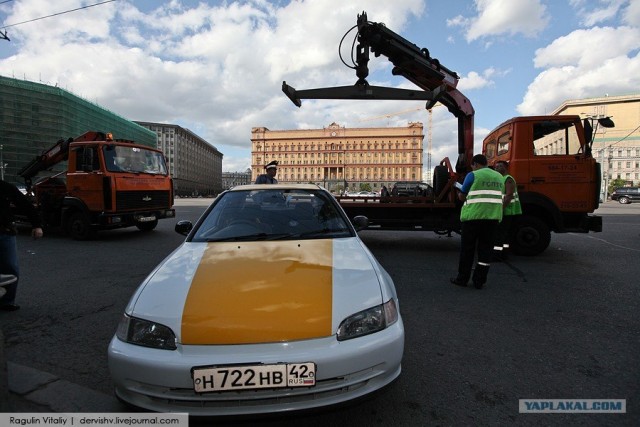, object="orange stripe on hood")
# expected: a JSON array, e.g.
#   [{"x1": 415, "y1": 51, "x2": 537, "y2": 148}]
[{"x1": 181, "y1": 240, "x2": 333, "y2": 345}]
